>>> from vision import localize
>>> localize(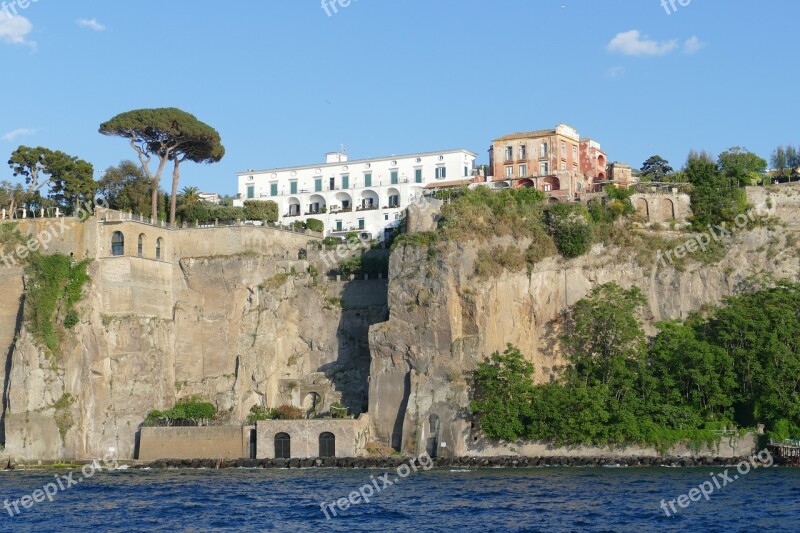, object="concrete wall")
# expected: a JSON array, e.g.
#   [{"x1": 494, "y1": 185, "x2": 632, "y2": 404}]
[
  {"x1": 256, "y1": 414, "x2": 371, "y2": 459},
  {"x1": 138, "y1": 426, "x2": 254, "y2": 460}
]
